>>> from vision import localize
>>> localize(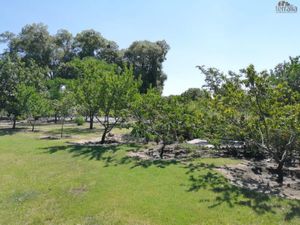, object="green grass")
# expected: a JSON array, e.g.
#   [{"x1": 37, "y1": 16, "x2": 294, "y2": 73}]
[{"x1": 0, "y1": 123, "x2": 299, "y2": 225}]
